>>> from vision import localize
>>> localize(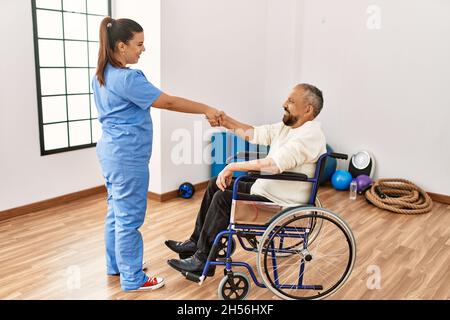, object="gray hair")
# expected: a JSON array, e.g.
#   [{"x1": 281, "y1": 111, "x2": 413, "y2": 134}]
[{"x1": 295, "y1": 83, "x2": 324, "y2": 117}]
